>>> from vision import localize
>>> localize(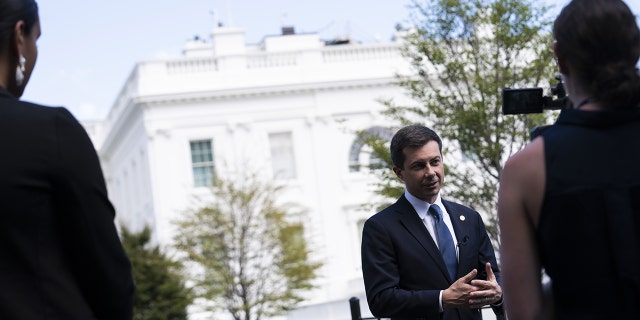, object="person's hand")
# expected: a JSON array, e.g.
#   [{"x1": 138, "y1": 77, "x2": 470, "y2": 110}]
[
  {"x1": 442, "y1": 269, "x2": 481, "y2": 308},
  {"x1": 468, "y1": 262, "x2": 503, "y2": 308}
]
